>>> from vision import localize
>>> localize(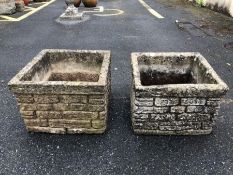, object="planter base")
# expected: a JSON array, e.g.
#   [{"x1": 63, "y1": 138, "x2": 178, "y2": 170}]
[
  {"x1": 133, "y1": 129, "x2": 212, "y2": 135},
  {"x1": 27, "y1": 126, "x2": 106, "y2": 134}
]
